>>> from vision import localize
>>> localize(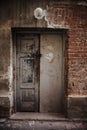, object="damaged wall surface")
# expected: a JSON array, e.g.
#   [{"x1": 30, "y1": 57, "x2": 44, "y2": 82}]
[{"x1": 0, "y1": 0, "x2": 87, "y2": 118}]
